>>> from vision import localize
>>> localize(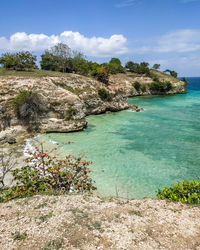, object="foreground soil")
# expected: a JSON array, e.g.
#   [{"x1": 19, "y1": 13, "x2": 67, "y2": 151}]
[{"x1": 0, "y1": 194, "x2": 199, "y2": 250}]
